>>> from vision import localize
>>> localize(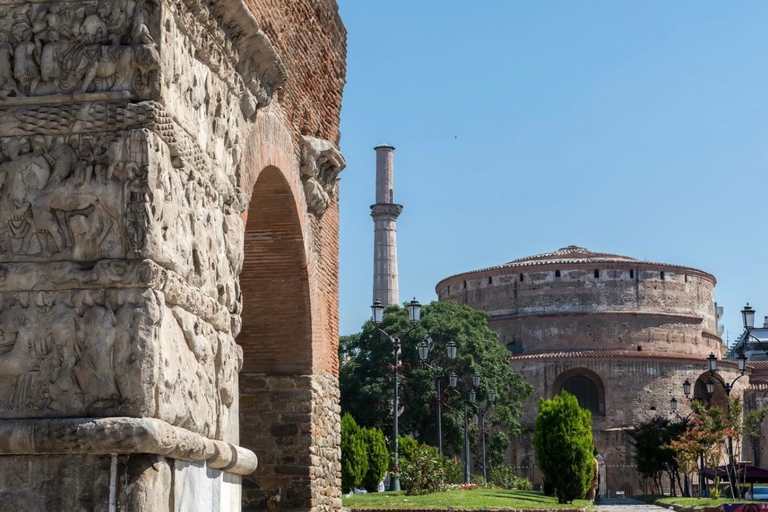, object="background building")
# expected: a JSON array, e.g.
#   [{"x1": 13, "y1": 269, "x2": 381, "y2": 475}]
[{"x1": 436, "y1": 245, "x2": 746, "y2": 496}]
